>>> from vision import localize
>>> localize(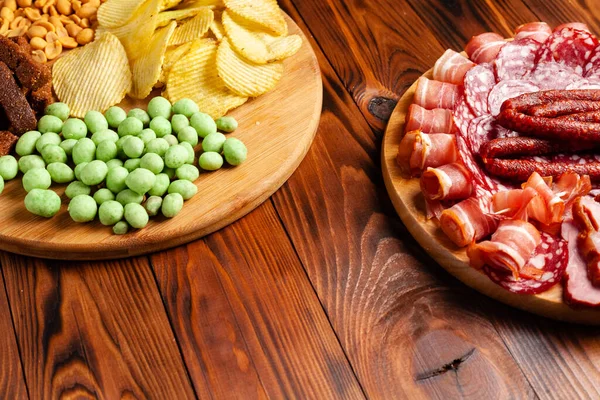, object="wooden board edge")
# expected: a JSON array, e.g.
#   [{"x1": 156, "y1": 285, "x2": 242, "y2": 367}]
[{"x1": 381, "y1": 71, "x2": 600, "y2": 325}]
